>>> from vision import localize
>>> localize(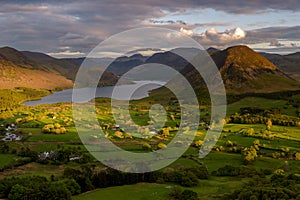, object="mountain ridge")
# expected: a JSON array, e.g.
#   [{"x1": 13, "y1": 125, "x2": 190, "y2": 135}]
[
  {"x1": 0, "y1": 47, "x2": 119, "y2": 89},
  {"x1": 0, "y1": 45, "x2": 299, "y2": 95}
]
